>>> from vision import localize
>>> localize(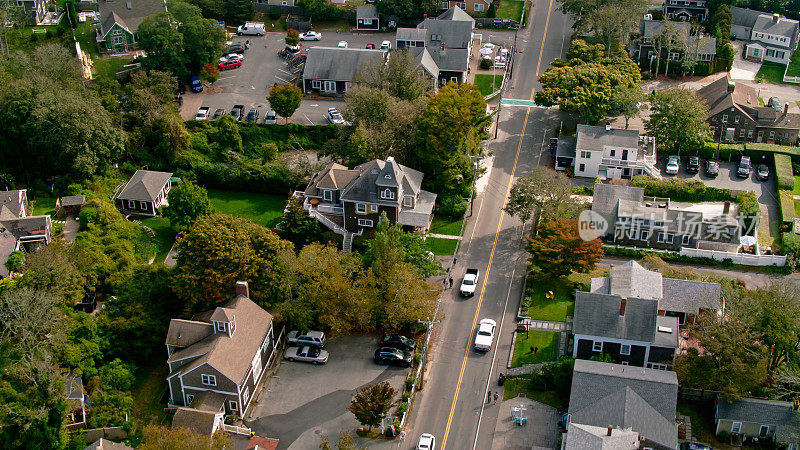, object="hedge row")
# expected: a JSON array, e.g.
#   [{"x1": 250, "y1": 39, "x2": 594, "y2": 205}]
[
  {"x1": 779, "y1": 189, "x2": 796, "y2": 224},
  {"x1": 775, "y1": 154, "x2": 795, "y2": 190},
  {"x1": 696, "y1": 141, "x2": 800, "y2": 161},
  {"x1": 631, "y1": 176, "x2": 733, "y2": 203},
  {"x1": 603, "y1": 245, "x2": 791, "y2": 273}
]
